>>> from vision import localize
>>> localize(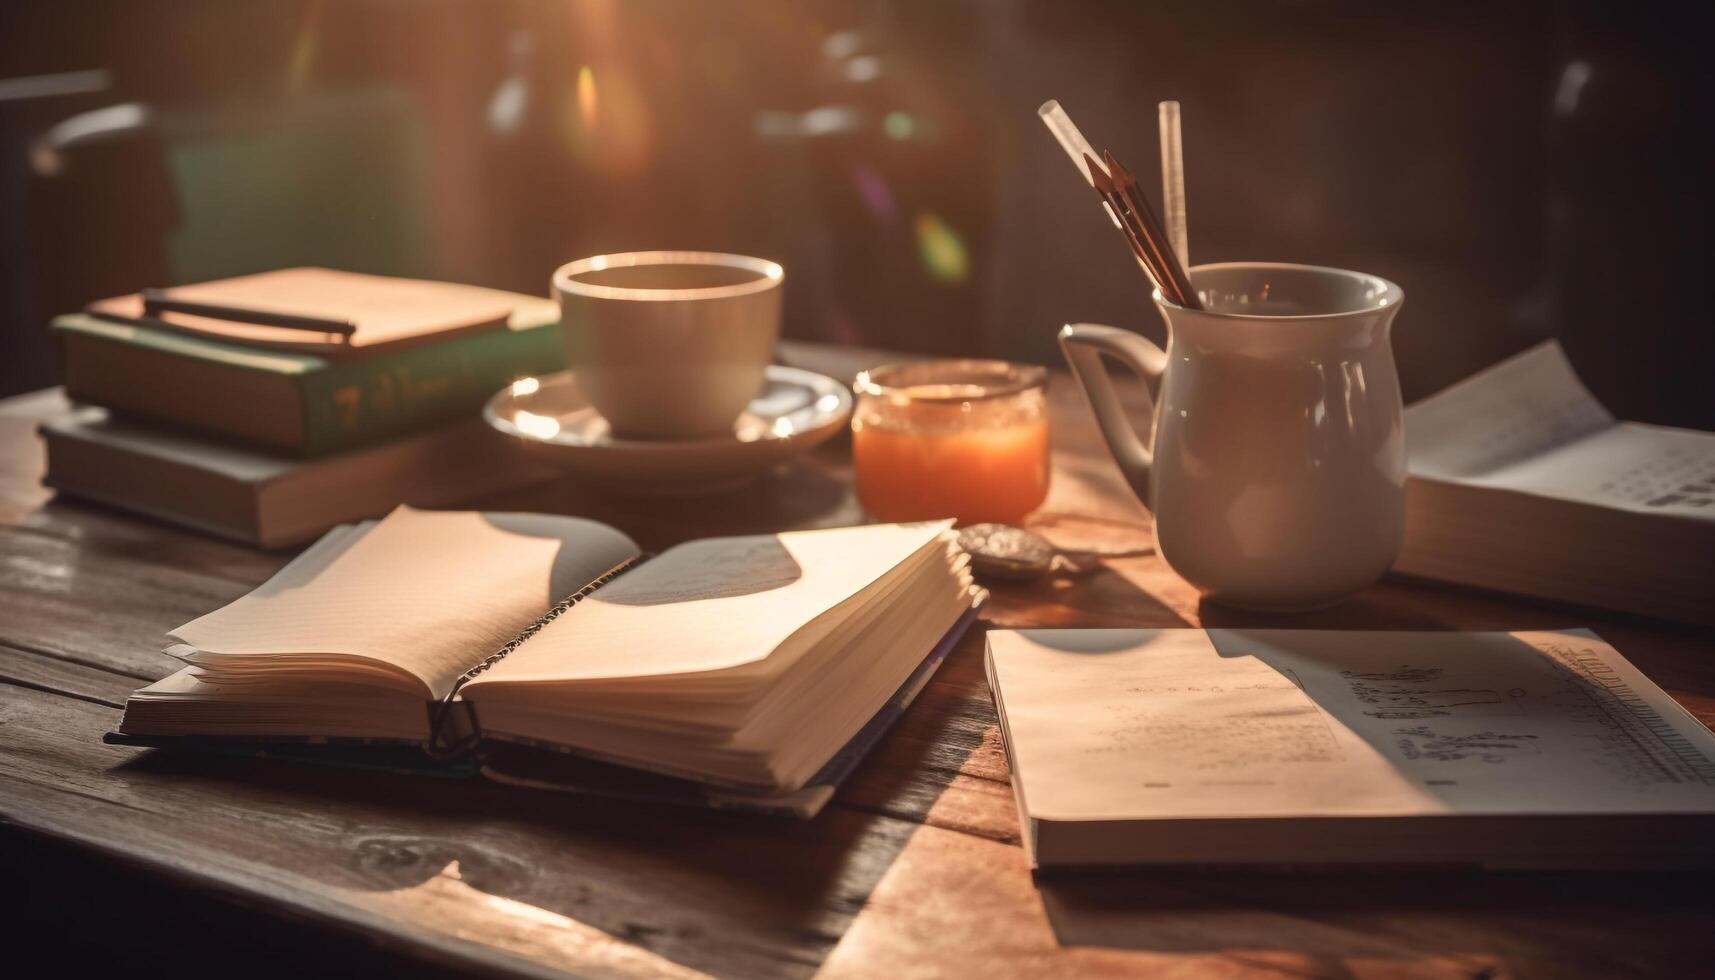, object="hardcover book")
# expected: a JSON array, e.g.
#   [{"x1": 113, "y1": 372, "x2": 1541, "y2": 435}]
[
  {"x1": 56, "y1": 269, "x2": 566, "y2": 457},
  {"x1": 41, "y1": 407, "x2": 557, "y2": 549},
  {"x1": 109, "y1": 507, "x2": 985, "y2": 816},
  {"x1": 86, "y1": 267, "x2": 532, "y2": 353}
]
